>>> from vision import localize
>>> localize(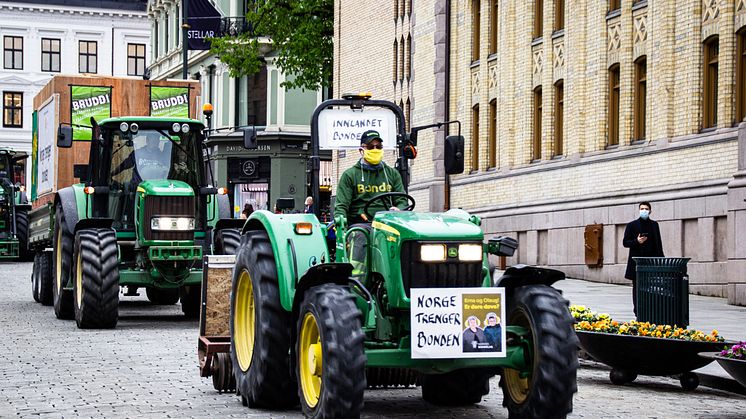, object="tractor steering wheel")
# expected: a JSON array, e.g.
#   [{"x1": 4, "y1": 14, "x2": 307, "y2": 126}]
[{"x1": 363, "y1": 192, "x2": 416, "y2": 220}]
